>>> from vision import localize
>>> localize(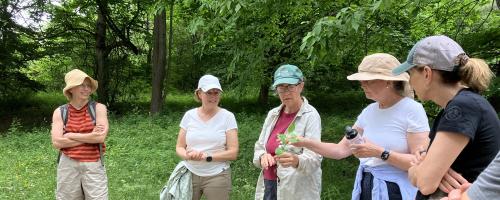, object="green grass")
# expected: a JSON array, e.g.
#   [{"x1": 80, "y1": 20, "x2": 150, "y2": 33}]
[
  {"x1": 0, "y1": 112, "x2": 358, "y2": 200},
  {"x1": 0, "y1": 92, "x2": 362, "y2": 199}
]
